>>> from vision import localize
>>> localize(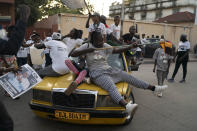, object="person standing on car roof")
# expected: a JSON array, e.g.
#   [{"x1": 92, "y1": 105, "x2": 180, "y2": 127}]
[
  {"x1": 0, "y1": 5, "x2": 30, "y2": 131},
  {"x1": 88, "y1": 12, "x2": 107, "y2": 42},
  {"x1": 168, "y1": 34, "x2": 190, "y2": 83}
]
